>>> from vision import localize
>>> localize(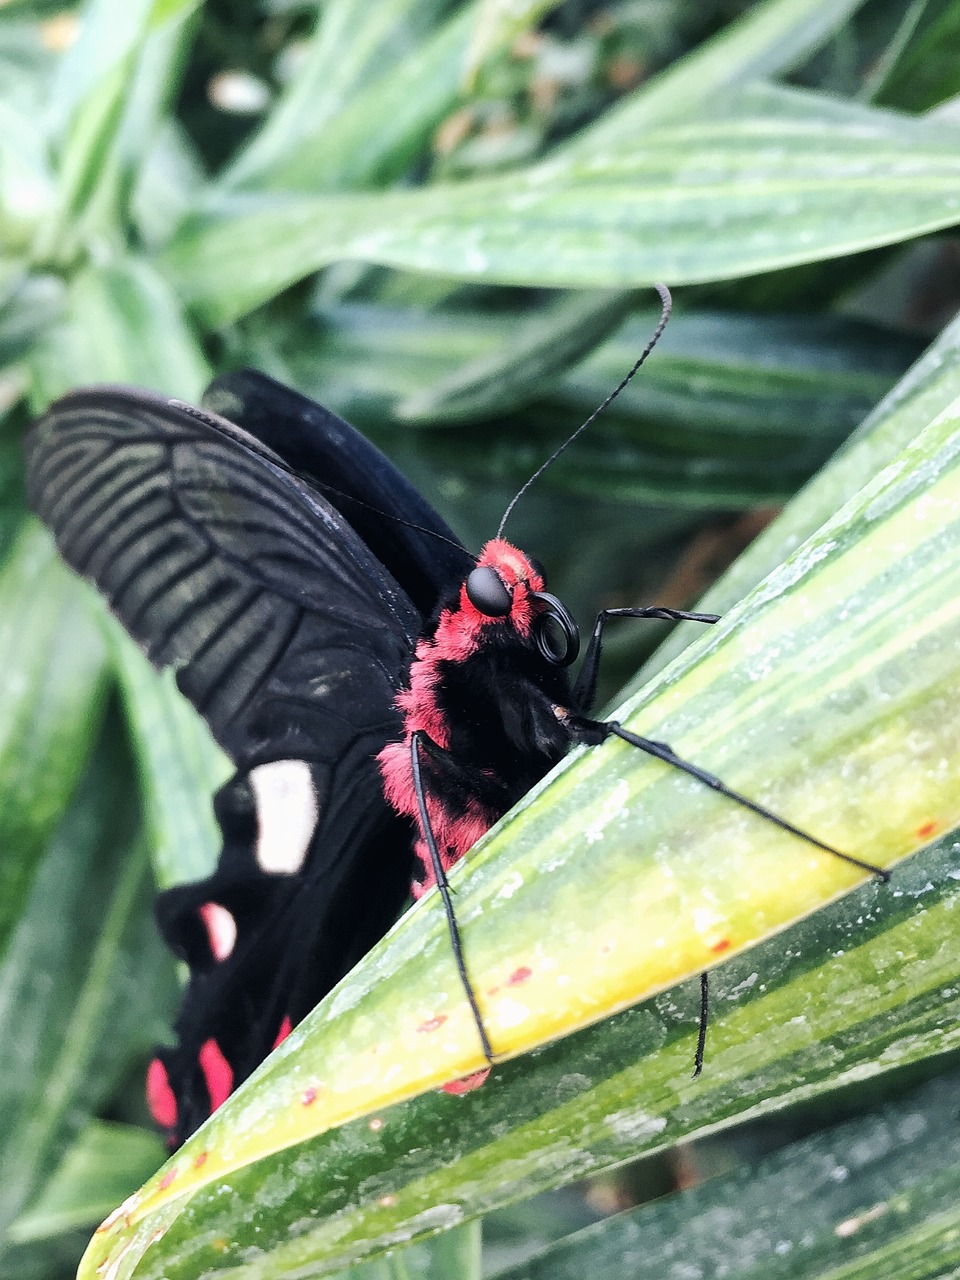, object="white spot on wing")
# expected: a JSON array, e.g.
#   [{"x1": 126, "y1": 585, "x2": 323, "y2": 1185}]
[{"x1": 250, "y1": 759, "x2": 319, "y2": 874}]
